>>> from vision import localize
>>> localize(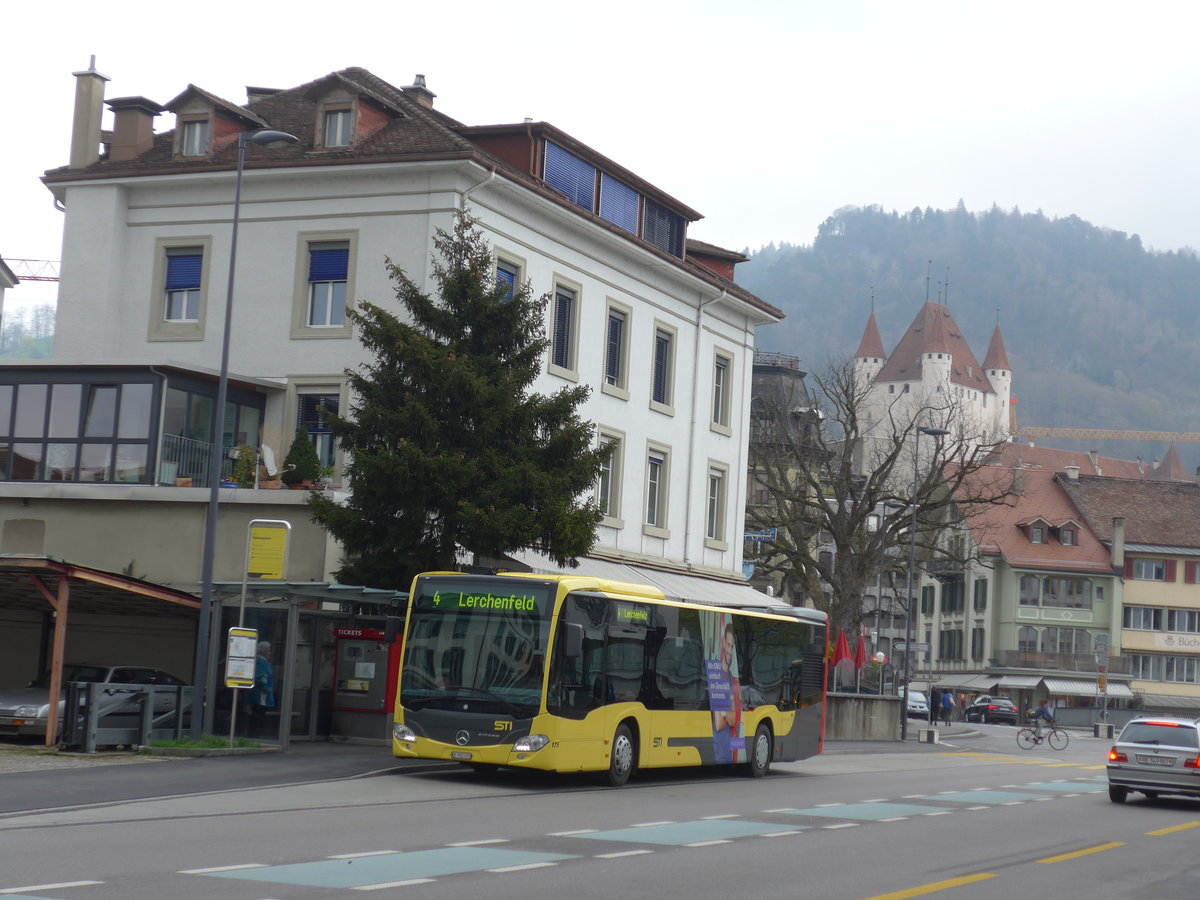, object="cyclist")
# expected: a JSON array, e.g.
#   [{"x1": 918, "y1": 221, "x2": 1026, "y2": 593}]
[{"x1": 1029, "y1": 698, "x2": 1055, "y2": 736}]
